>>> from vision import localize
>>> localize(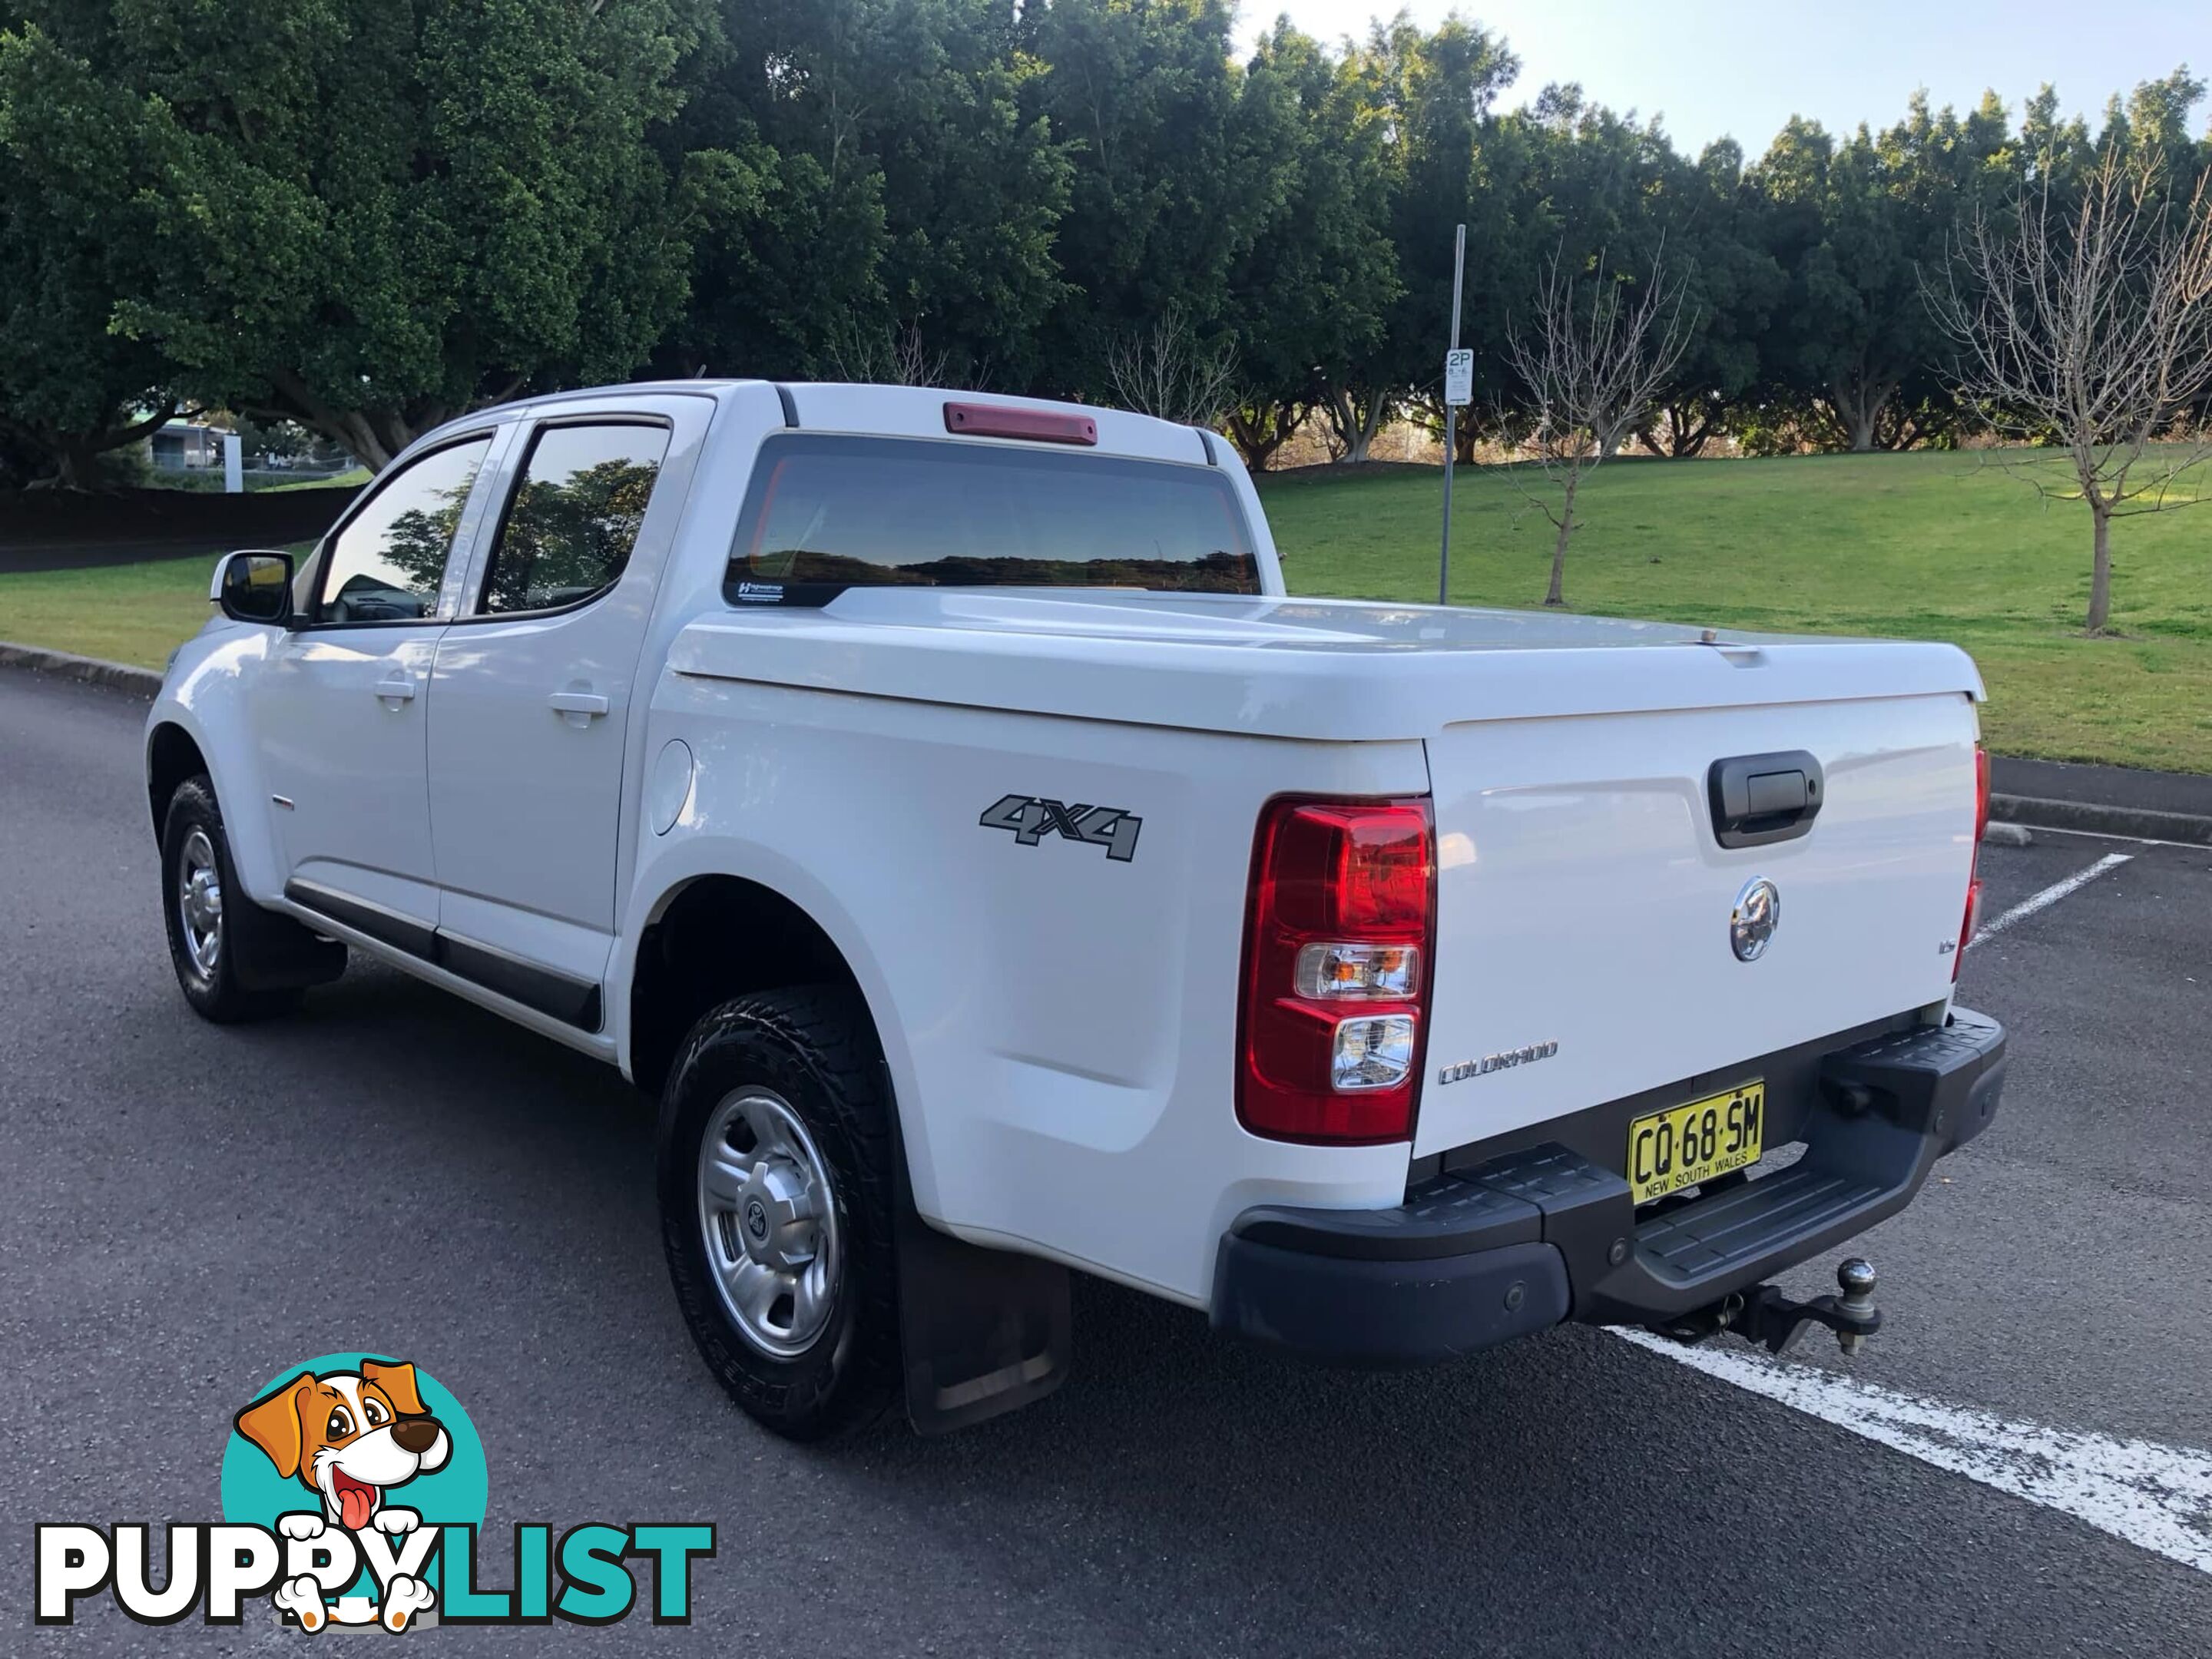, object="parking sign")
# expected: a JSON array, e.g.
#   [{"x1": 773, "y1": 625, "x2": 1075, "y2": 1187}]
[{"x1": 1444, "y1": 348, "x2": 1474, "y2": 406}]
